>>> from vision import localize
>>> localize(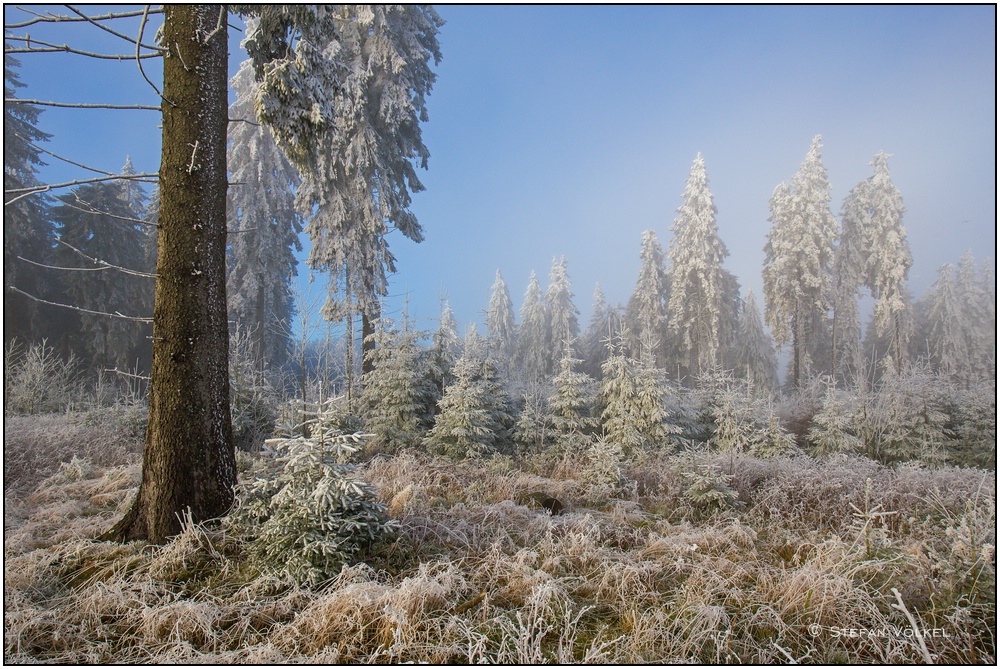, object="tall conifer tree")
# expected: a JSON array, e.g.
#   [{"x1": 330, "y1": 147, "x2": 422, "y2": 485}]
[{"x1": 762, "y1": 135, "x2": 838, "y2": 388}]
